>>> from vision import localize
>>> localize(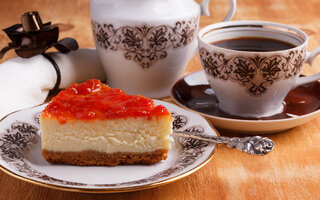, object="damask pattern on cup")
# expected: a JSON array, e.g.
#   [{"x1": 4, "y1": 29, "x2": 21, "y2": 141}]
[
  {"x1": 199, "y1": 47, "x2": 306, "y2": 96},
  {"x1": 92, "y1": 18, "x2": 198, "y2": 69}
]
